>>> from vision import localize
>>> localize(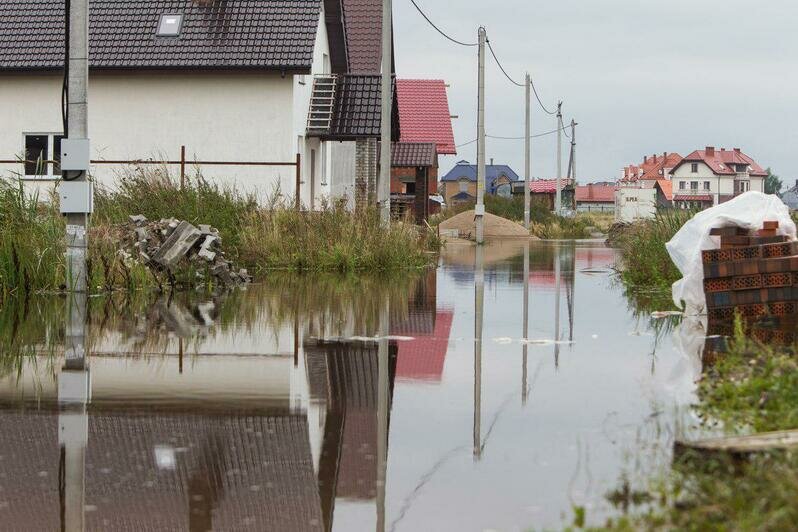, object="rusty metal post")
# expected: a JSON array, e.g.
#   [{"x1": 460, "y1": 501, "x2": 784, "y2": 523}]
[
  {"x1": 295, "y1": 153, "x2": 302, "y2": 211},
  {"x1": 180, "y1": 145, "x2": 186, "y2": 190}
]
